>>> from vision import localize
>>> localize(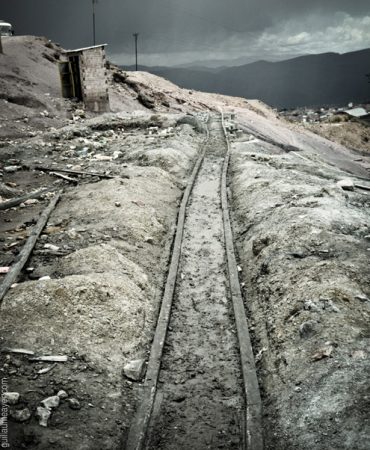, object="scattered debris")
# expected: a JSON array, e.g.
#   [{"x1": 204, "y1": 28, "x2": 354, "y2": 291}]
[
  {"x1": 355, "y1": 294, "x2": 370, "y2": 303},
  {"x1": 355, "y1": 183, "x2": 370, "y2": 192},
  {"x1": 37, "y1": 363, "x2": 57, "y2": 374},
  {"x1": 29, "y1": 355, "x2": 68, "y2": 362},
  {"x1": 320, "y1": 298, "x2": 340, "y2": 313},
  {"x1": 50, "y1": 171, "x2": 78, "y2": 183},
  {"x1": 43, "y1": 243, "x2": 60, "y2": 252},
  {"x1": 0, "y1": 188, "x2": 53, "y2": 211},
  {"x1": 0, "y1": 193, "x2": 61, "y2": 305},
  {"x1": 24, "y1": 199, "x2": 40, "y2": 206},
  {"x1": 2, "y1": 348, "x2": 35, "y2": 356},
  {"x1": 31, "y1": 165, "x2": 116, "y2": 179},
  {"x1": 255, "y1": 347, "x2": 268, "y2": 363},
  {"x1": 4, "y1": 165, "x2": 21, "y2": 173}
]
